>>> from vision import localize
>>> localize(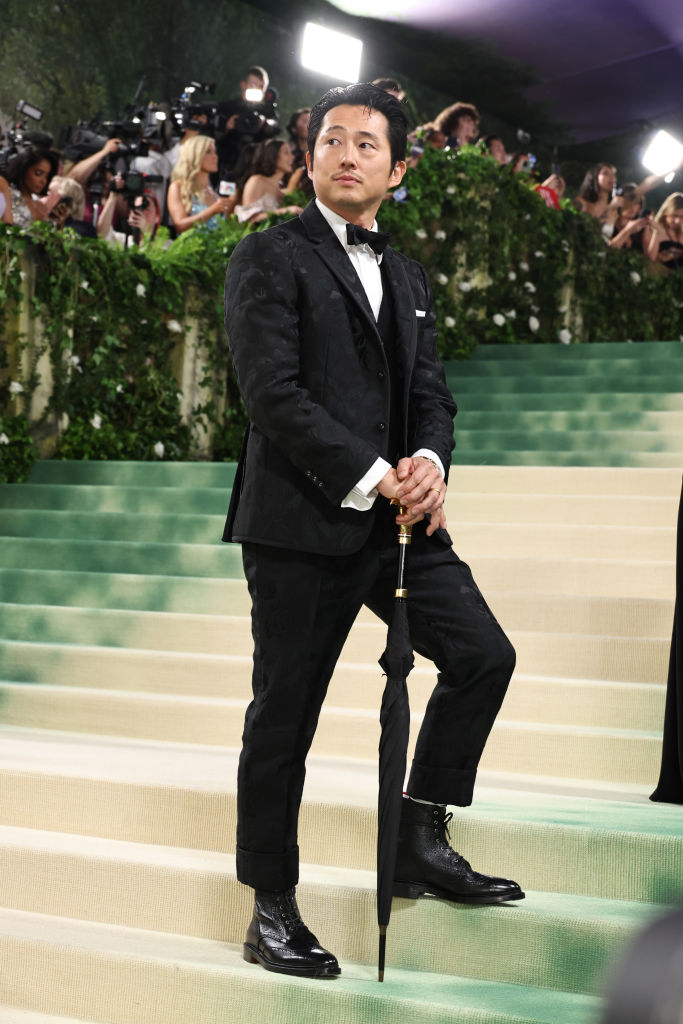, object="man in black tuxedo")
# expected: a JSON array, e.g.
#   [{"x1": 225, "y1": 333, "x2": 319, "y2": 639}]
[{"x1": 224, "y1": 83, "x2": 523, "y2": 979}]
